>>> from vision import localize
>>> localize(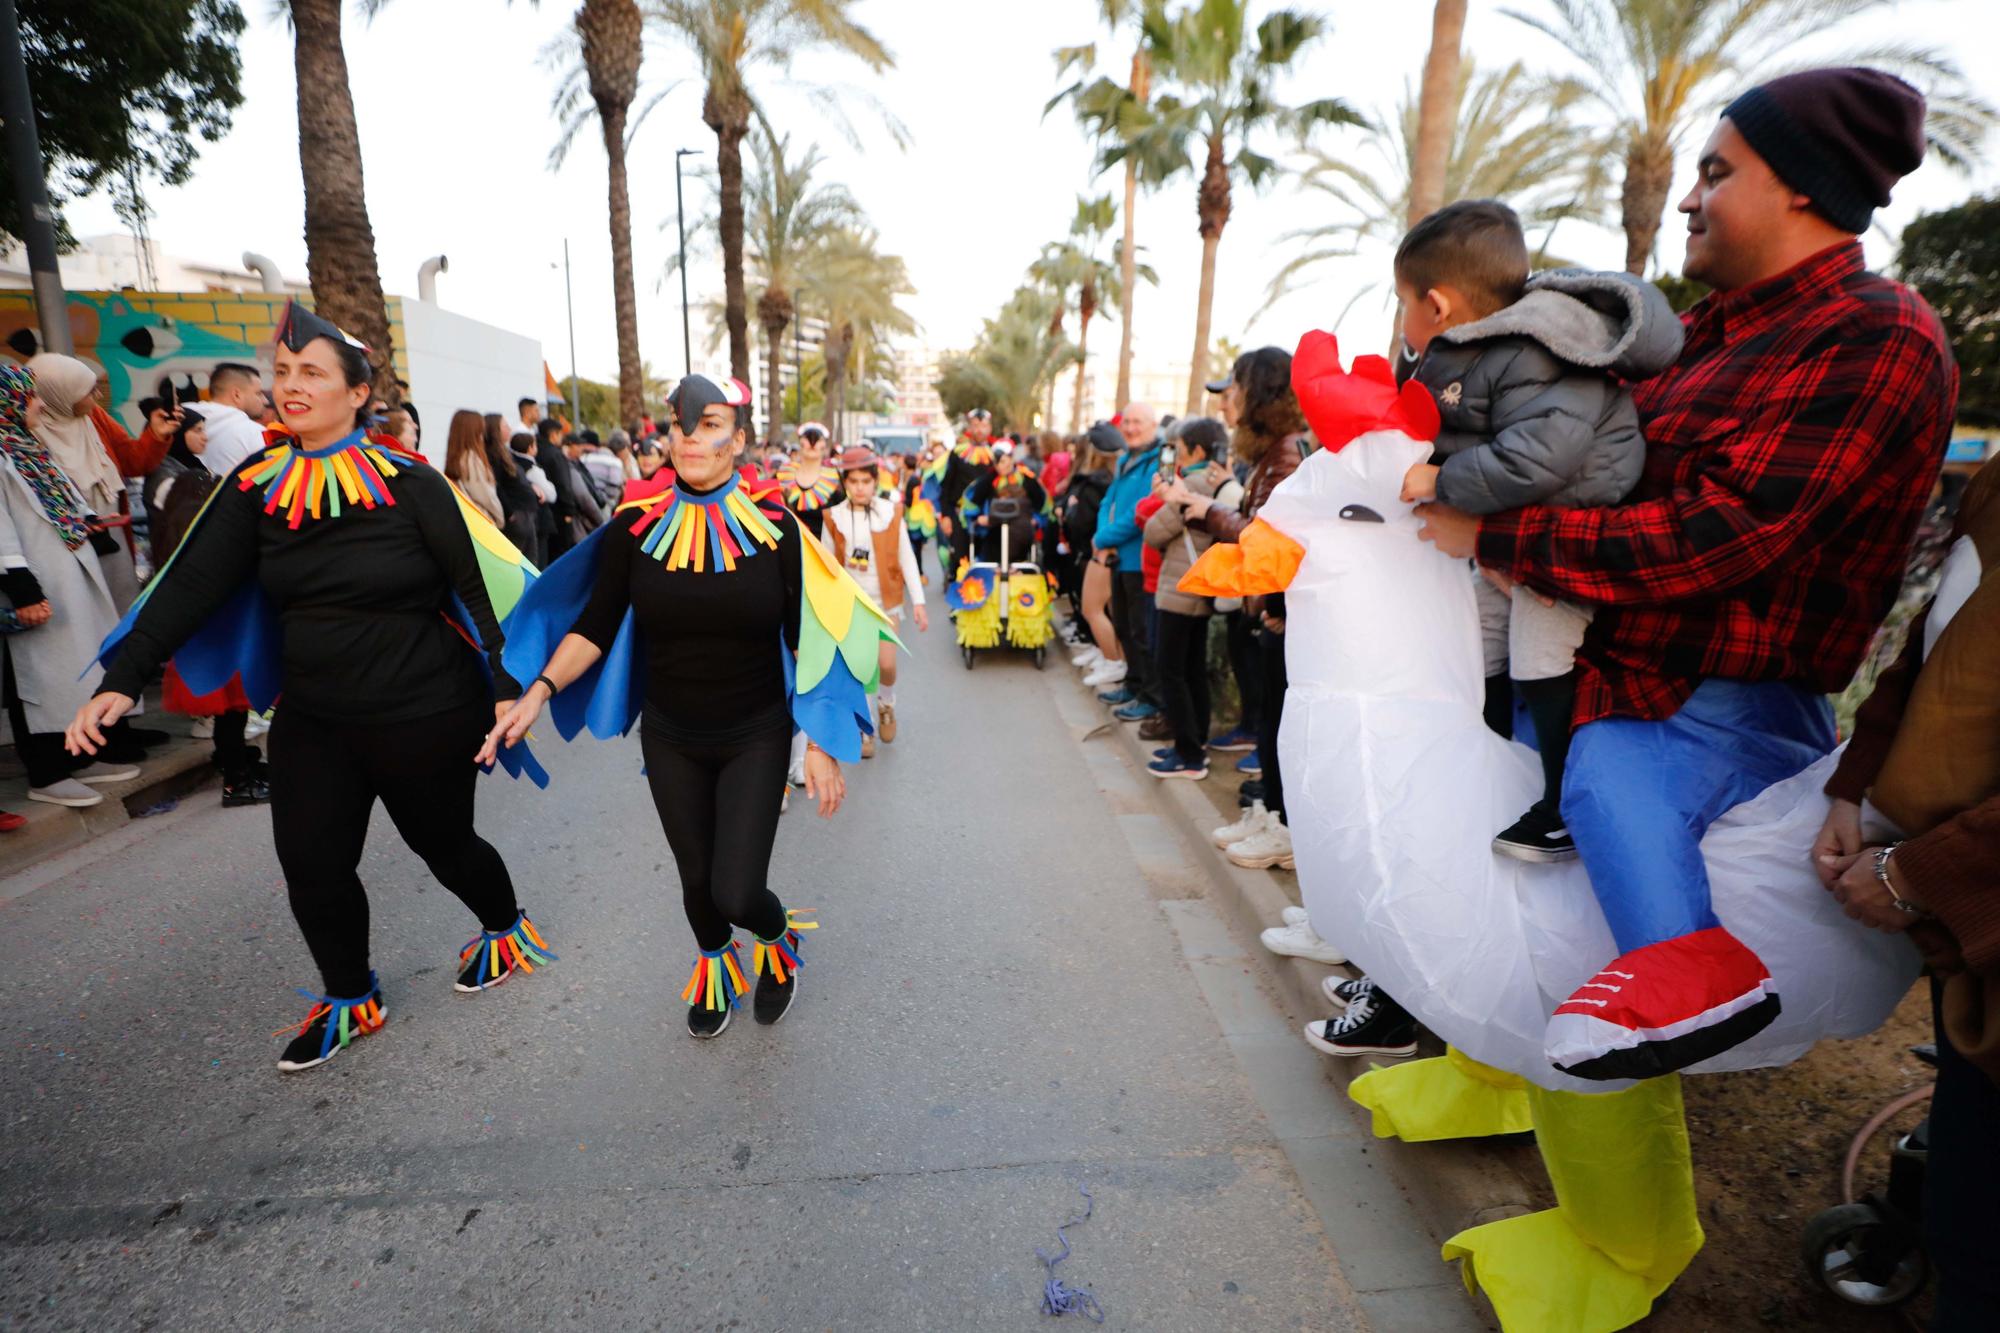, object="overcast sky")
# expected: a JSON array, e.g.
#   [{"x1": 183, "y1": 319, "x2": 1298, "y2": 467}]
[{"x1": 63, "y1": 0, "x2": 2000, "y2": 391}]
